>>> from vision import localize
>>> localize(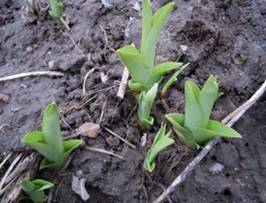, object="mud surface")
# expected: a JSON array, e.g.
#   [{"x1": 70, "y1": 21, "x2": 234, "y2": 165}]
[{"x1": 0, "y1": 0, "x2": 266, "y2": 202}]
